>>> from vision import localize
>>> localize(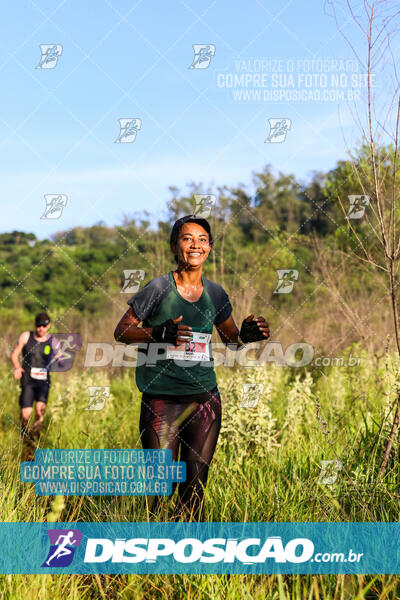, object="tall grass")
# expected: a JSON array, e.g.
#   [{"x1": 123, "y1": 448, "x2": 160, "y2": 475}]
[{"x1": 0, "y1": 350, "x2": 399, "y2": 599}]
